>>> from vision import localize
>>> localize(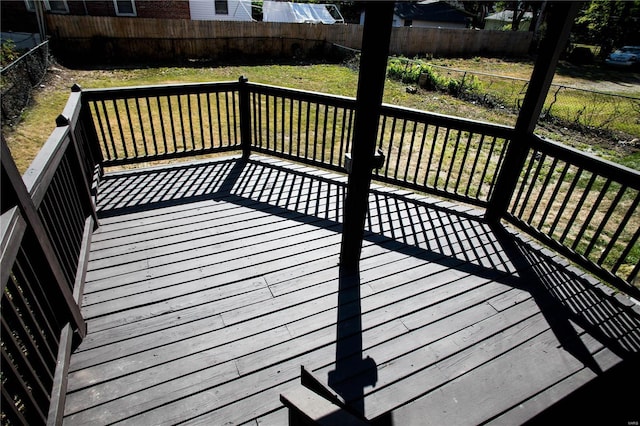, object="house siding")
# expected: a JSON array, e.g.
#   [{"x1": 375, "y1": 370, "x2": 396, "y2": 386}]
[
  {"x1": 0, "y1": 2, "x2": 38, "y2": 33},
  {"x1": 189, "y1": 0, "x2": 252, "y2": 21}
]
